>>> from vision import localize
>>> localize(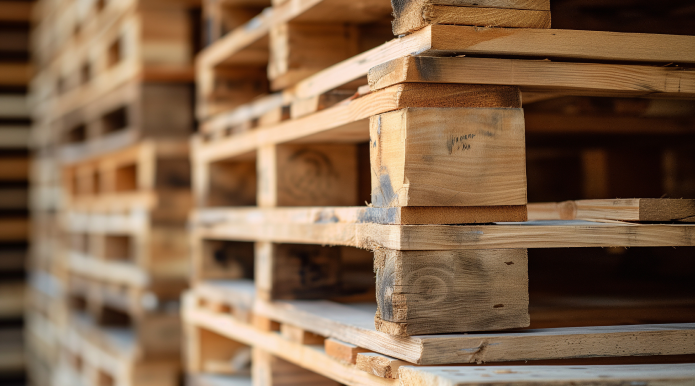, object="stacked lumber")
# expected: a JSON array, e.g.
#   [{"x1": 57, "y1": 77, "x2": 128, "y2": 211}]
[
  {"x1": 185, "y1": 0, "x2": 695, "y2": 385},
  {"x1": 0, "y1": 1, "x2": 34, "y2": 384},
  {"x1": 27, "y1": 0, "x2": 201, "y2": 385}
]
